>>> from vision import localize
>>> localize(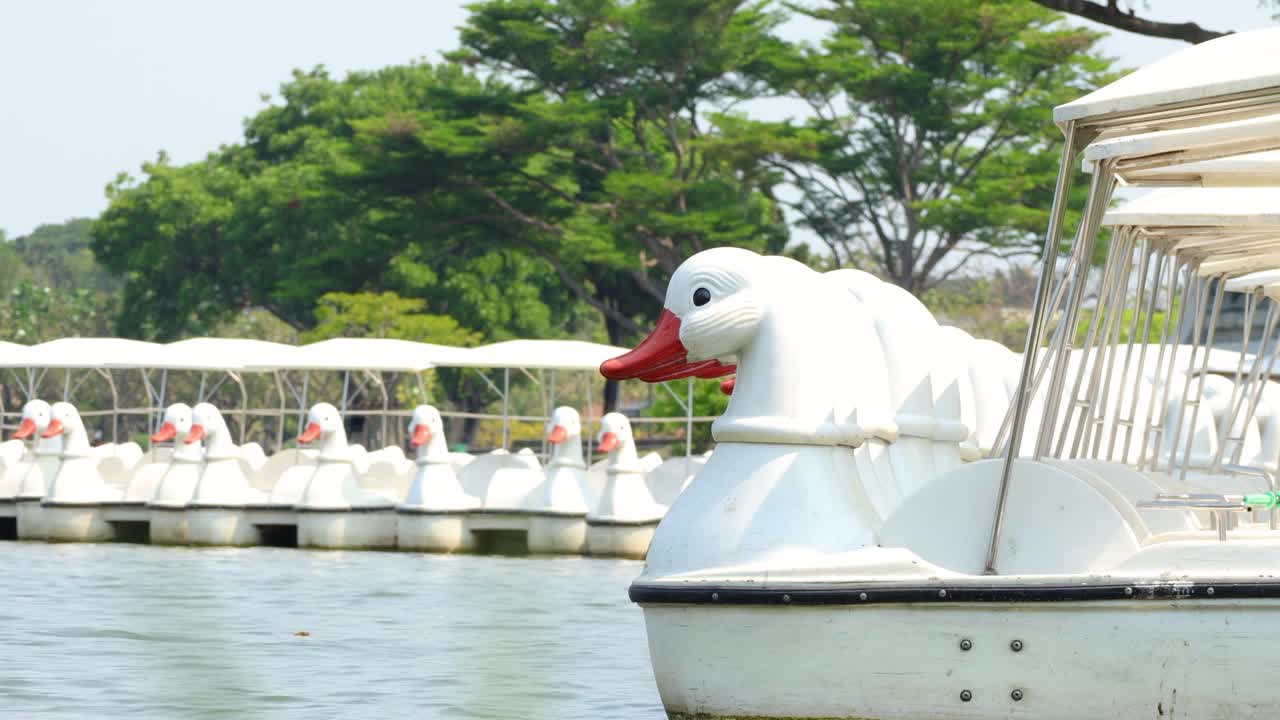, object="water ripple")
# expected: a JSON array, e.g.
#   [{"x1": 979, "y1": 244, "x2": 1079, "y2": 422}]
[{"x1": 0, "y1": 542, "x2": 663, "y2": 719}]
